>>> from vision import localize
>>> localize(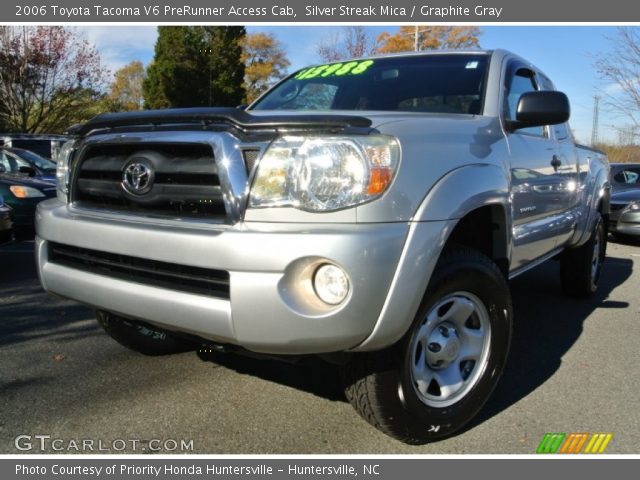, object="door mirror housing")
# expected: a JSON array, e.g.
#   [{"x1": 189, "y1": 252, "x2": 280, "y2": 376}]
[{"x1": 507, "y1": 91, "x2": 570, "y2": 131}]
